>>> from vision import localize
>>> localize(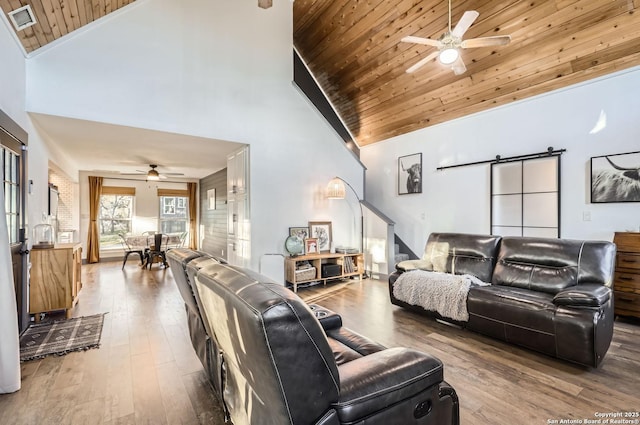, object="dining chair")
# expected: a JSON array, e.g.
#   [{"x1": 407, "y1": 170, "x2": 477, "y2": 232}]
[
  {"x1": 146, "y1": 233, "x2": 169, "y2": 268},
  {"x1": 119, "y1": 234, "x2": 146, "y2": 269}
]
